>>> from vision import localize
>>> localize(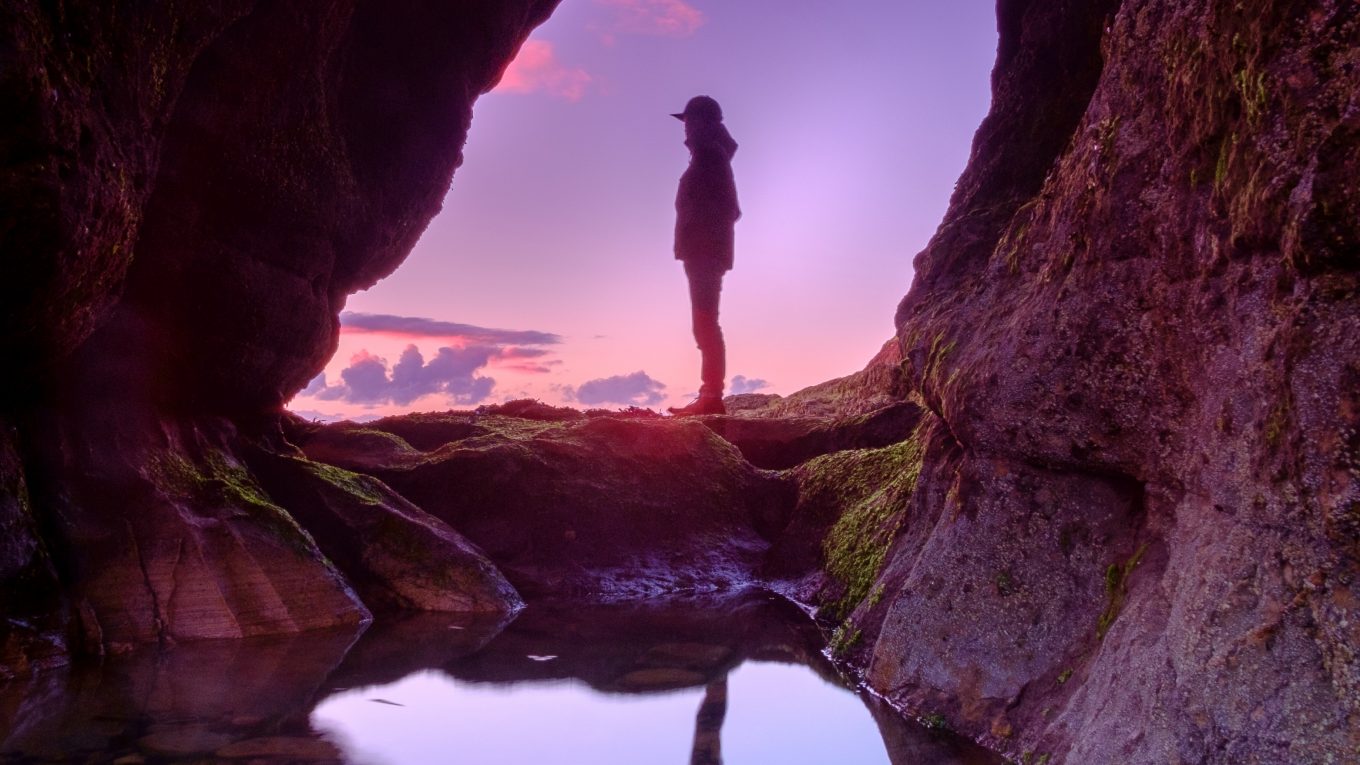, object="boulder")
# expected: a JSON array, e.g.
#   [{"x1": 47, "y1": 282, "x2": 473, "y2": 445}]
[
  {"x1": 20, "y1": 411, "x2": 371, "y2": 650},
  {"x1": 300, "y1": 414, "x2": 794, "y2": 598},
  {"x1": 701, "y1": 402, "x2": 922, "y2": 470},
  {"x1": 245, "y1": 444, "x2": 521, "y2": 615}
]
